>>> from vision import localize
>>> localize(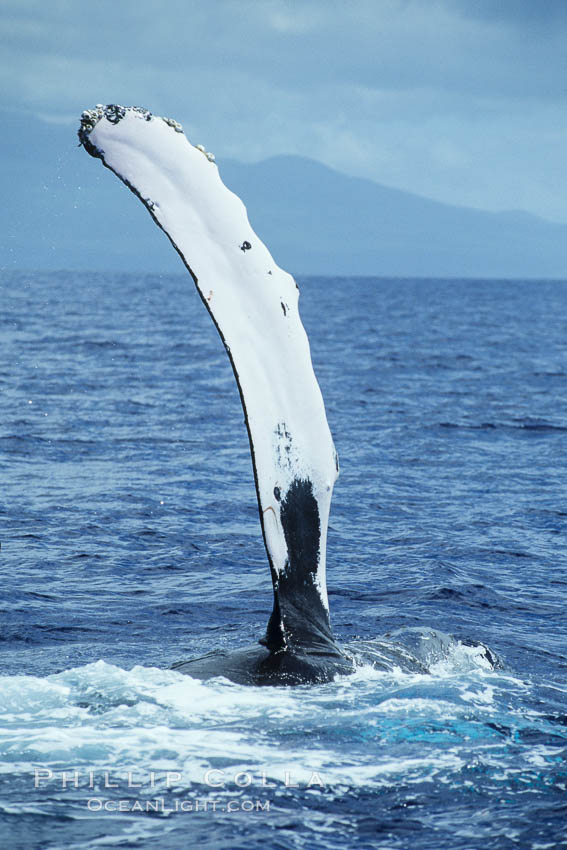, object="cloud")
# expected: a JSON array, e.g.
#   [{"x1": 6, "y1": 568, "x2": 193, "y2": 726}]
[
  {"x1": 446, "y1": 0, "x2": 567, "y2": 26},
  {"x1": 1, "y1": 0, "x2": 566, "y2": 223},
  {"x1": 3, "y1": 0, "x2": 566, "y2": 101}
]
